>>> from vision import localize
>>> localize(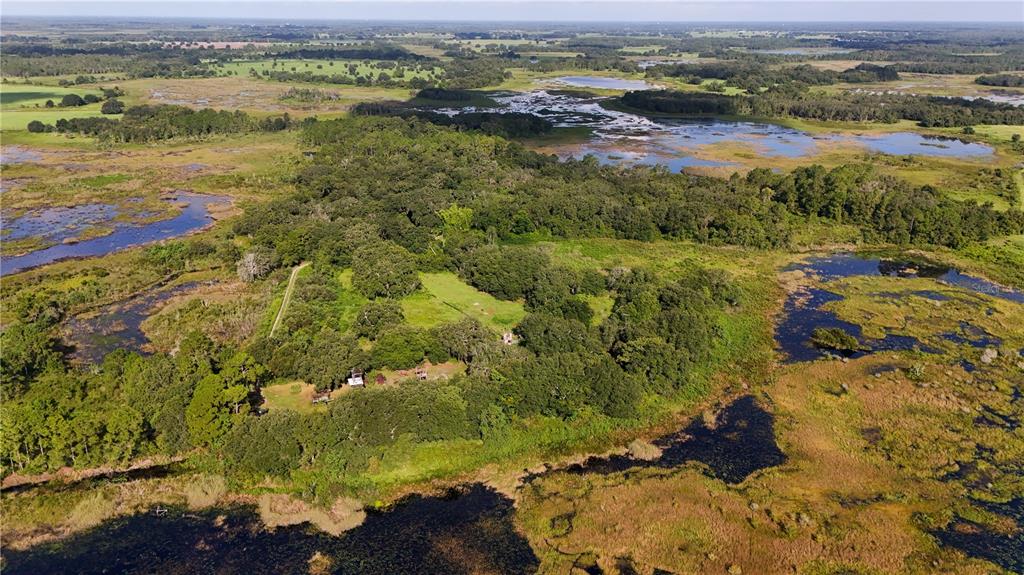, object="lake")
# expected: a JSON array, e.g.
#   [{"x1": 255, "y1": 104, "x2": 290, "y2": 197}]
[
  {"x1": 443, "y1": 90, "x2": 994, "y2": 172},
  {"x1": 553, "y1": 75, "x2": 653, "y2": 90}
]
